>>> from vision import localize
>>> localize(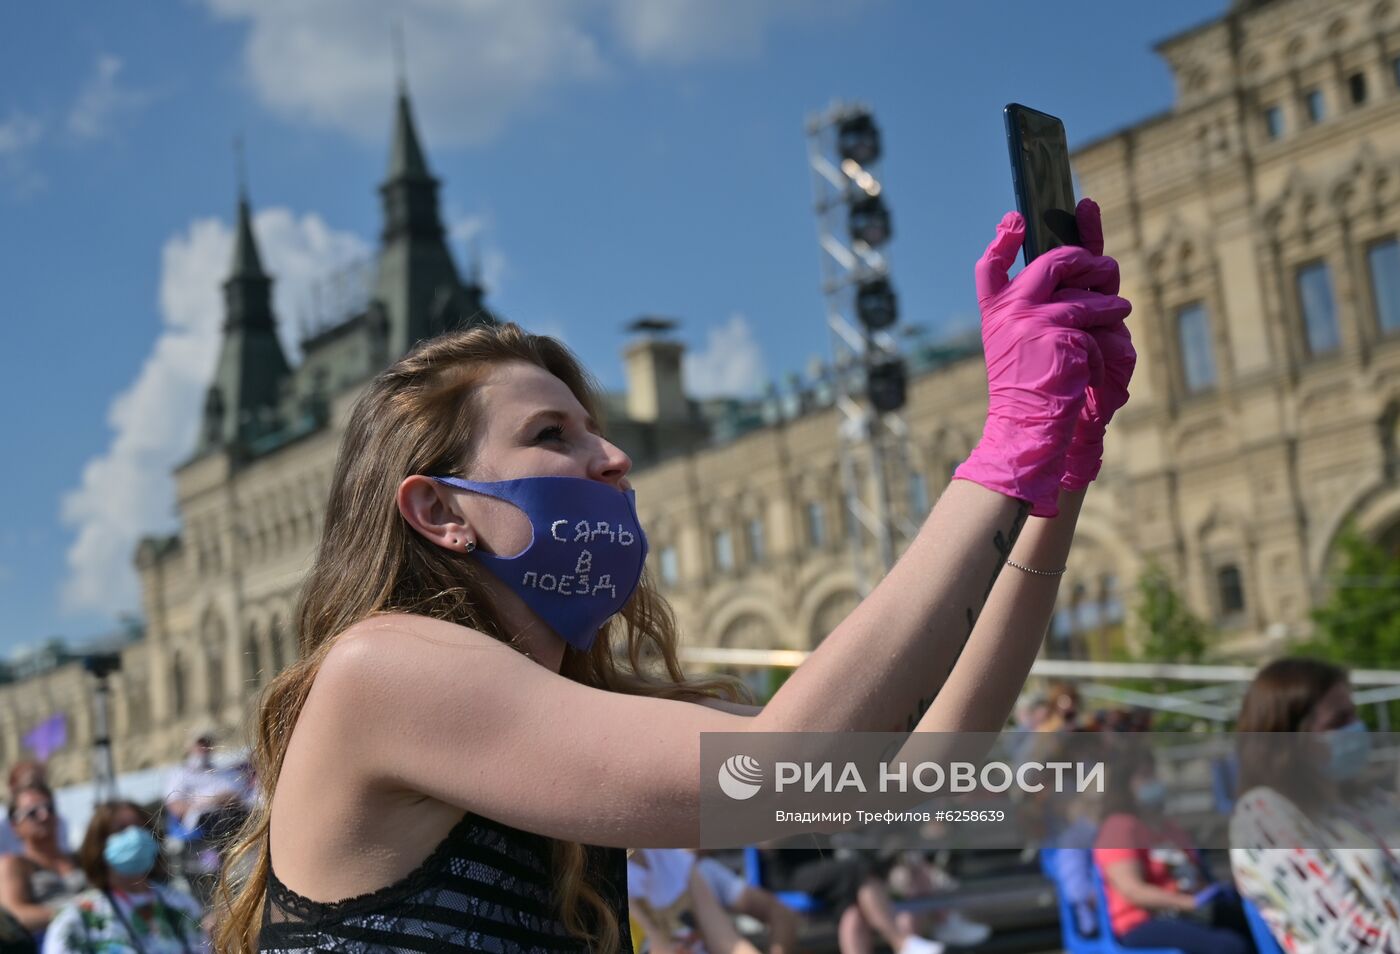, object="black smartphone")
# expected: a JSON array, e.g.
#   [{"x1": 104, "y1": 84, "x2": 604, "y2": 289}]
[{"x1": 1004, "y1": 103, "x2": 1081, "y2": 264}]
